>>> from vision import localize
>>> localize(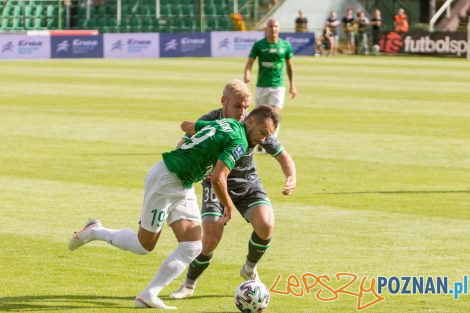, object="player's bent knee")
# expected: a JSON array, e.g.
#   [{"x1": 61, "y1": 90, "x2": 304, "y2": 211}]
[
  {"x1": 256, "y1": 223, "x2": 273, "y2": 240},
  {"x1": 180, "y1": 240, "x2": 203, "y2": 261}
]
